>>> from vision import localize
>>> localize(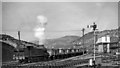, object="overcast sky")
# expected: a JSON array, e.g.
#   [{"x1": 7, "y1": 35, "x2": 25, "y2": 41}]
[{"x1": 2, "y1": 2, "x2": 118, "y2": 41}]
